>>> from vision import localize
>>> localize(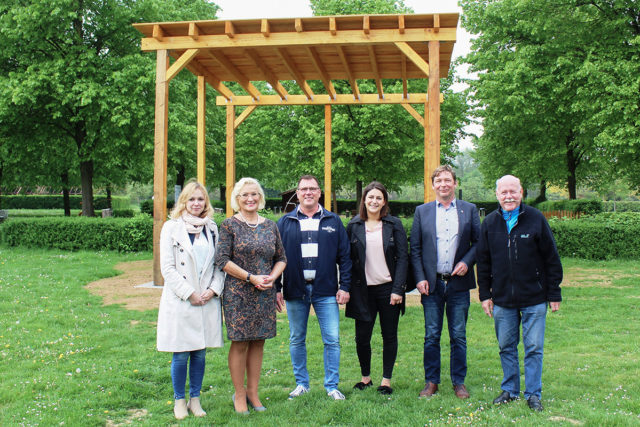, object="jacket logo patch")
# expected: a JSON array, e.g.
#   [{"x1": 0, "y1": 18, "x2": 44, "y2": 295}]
[
  {"x1": 322, "y1": 226, "x2": 336, "y2": 233},
  {"x1": 520, "y1": 234, "x2": 530, "y2": 238}
]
